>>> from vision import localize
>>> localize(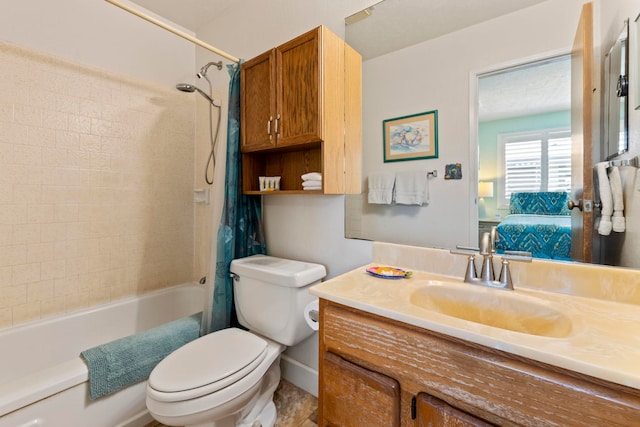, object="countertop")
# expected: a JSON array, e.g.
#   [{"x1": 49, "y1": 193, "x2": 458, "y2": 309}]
[{"x1": 310, "y1": 263, "x2": 640, "y2": 390}]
